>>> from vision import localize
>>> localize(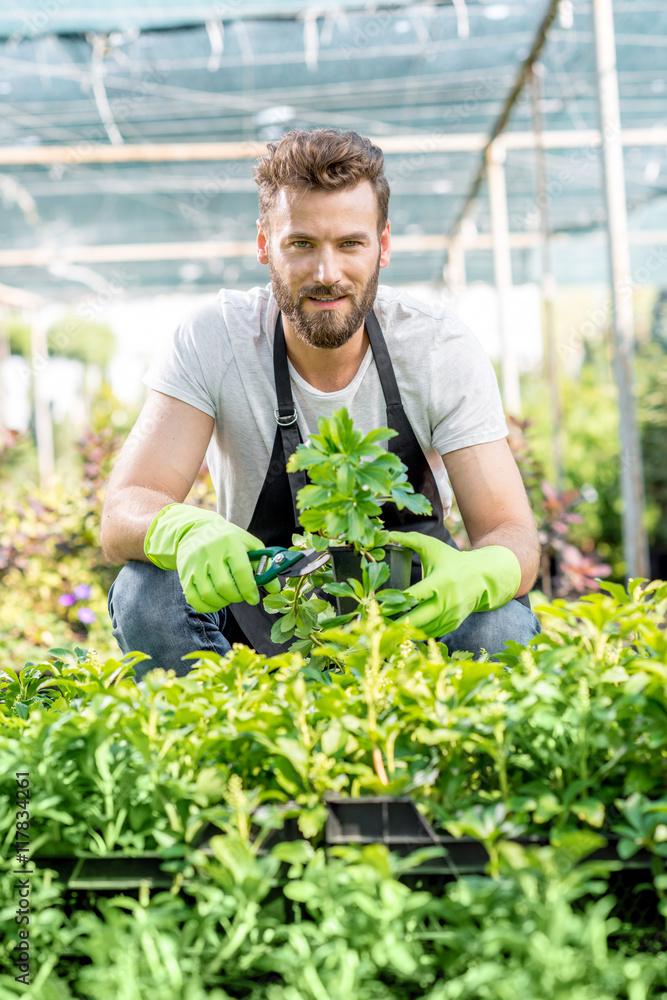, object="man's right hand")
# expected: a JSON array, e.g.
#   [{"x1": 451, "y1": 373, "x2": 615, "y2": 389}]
[{"x1": 144, "y1": 504, "x2": 279, "y2": 613}]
